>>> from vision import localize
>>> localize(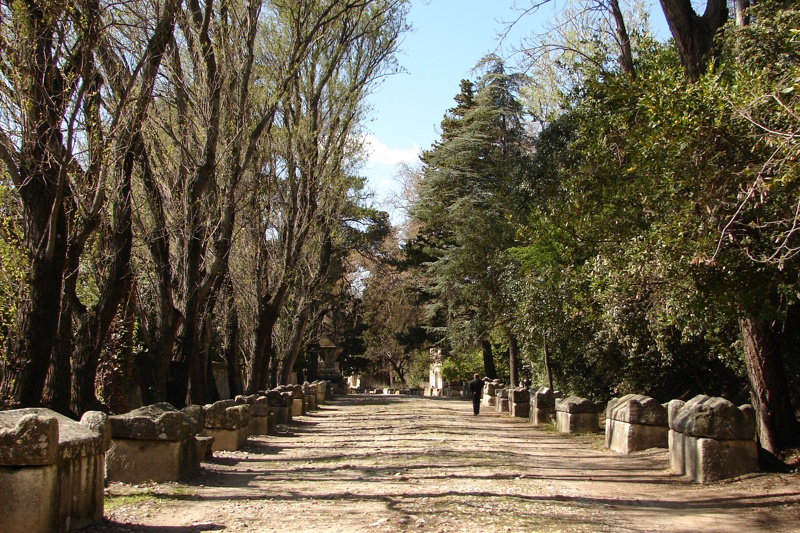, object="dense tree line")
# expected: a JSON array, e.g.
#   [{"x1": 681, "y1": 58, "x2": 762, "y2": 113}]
[
  {"x1": 363, "y1": 0, "x2": 798, "y2": 461},
  {"x1": 0, "y1": 0, "x2": 408, "y2": 414}
]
